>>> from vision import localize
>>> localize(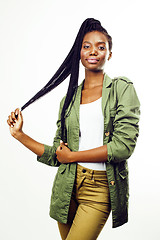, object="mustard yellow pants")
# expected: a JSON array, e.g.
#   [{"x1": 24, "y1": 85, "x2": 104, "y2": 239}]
[{"x1": 58, "y1": 164, "x2": 111, "y2": 240}]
